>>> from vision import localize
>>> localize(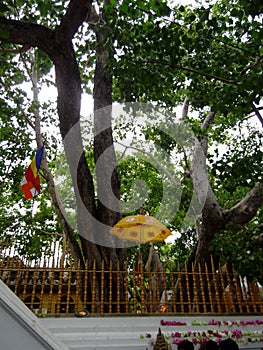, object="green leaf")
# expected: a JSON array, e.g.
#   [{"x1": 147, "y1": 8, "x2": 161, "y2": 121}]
[{"x1": 0, "y1": 28, "x2": 9, "y2": 39}]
